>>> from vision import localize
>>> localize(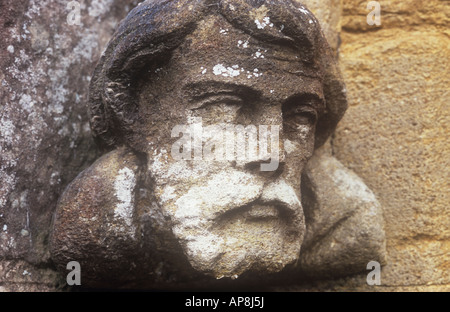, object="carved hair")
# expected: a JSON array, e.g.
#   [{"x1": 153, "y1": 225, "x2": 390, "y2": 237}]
[{"x1": 89, "y1": 0, "x2": 347, "y2": 150}]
